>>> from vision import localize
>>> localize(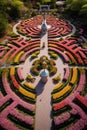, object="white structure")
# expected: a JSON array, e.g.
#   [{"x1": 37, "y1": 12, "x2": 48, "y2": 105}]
[
  {"x1": 41, "y1": 20, "x2": 47, "y2": 34},
  {"x1": 39, "y1": 5, "x2": 50, "y2": 12},
  {"x1": 40, "y1": 69, "x2": 49, "y2": 83}
]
